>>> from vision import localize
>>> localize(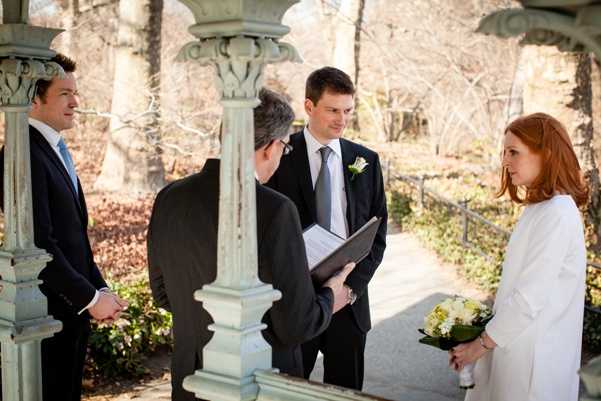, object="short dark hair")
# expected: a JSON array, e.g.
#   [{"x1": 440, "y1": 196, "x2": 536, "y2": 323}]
[
  {"x1": 254, "y1": 88, "x2": 295, "y2": 150},
  {"x1": 305, "y1": 67, "x2": 355, "y2": 105},
  {"x1": 35, "y1": 53, "x2": 77, "y2": 101}
]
